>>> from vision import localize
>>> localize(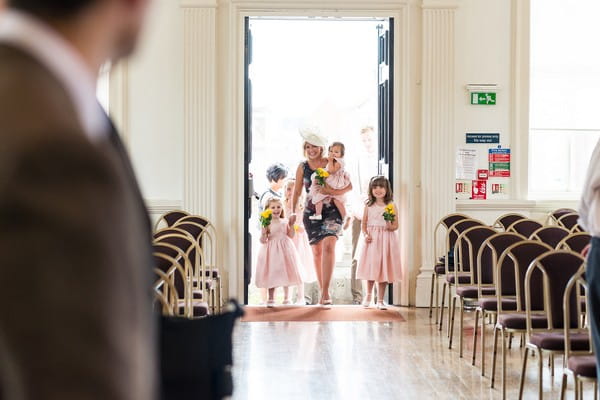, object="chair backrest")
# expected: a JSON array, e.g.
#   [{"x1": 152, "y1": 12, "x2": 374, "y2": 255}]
[
  {"x1": 454, "y1": 225, "x2": 496, "y2": 283},
  {"x1": 563, "y1": 266, "x2": 591, "y2": 358},
  {"x1": 548, "y1": 208, "x2": 577, "y2": 224},
  {"x1": 529, "y1": 226, "x2": 570, "y2": 248},
  {"x1": 153, "y1": 268, "x2": 178, "y2": 316},
  {"x1": 507, "y1": 219, "x2": 543, "y2": 238},
  {"x1": 476, "y1": 232, "x2": 525, "y2": 292},
  {"x1": 525, "y1": 250, "x2": 585, "y2": 331},
  {"x1": 557, "y1": 212, "x2": 580, "y2": 231},
  {"x1": 494, "y1": 213, "x2": 526, "y2": 231},
  {"x1": 496, "y1": 240, "x2": 553, "y2": 312},
  {"x1": 557, "y1": 232, "x2": 591, "y2": 253},
  {"x1": 175, "y1": 217, "x2": 218, "y2": 268},
  {"x1": 433, "y1": 213, "x2": 470, "y2": 262},
  {"x1": 154, "y1": 210, "x2": 190, "y2": 231},
  {"x1": 152, "y1": 252, "x2": 190, "y2": 317},
  {"x1": 443, "y1": 219, "x2": 484, "y2": 273}
]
